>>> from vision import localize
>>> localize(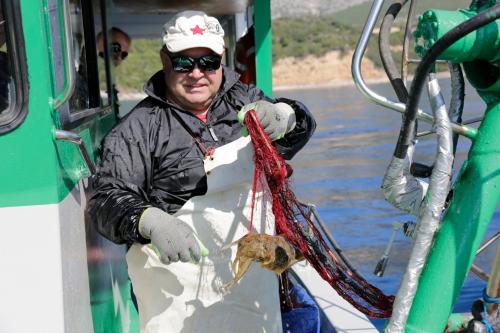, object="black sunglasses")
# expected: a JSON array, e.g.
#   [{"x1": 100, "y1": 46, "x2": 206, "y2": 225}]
[
  {"x1": 99, "y1": 42, "x2": 128, "y2": 59},
  {"x1": 166, "y1": 52, "x2": 222, "y2": 73}
]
